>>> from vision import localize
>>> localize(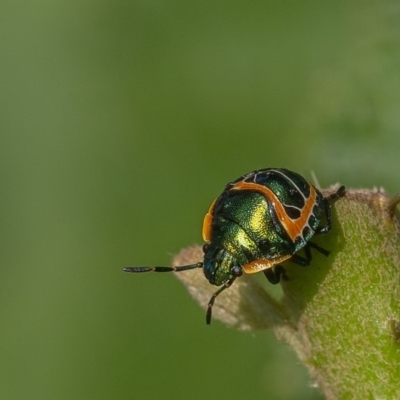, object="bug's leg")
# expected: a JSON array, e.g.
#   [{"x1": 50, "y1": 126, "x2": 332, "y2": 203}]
[
  {"x1": 316, "y1": 185, "x2": 346, "y2": 235},
  {"x1": 290, "y1": 242, "x2": 313, "y2": 266},
  {"x1": 291, "y1": 253, "x2": 310, "y2": 267},
  {"x1": 263, "y1": 265, "x2": 288, "y2": 284},
  {"x1": 123, "y1": 263, "x2": 203, "y2": 274},
  {"x1": 291, "y1": 241, "x2": 330, "y2": 268},
  {"x1": 206, "y1": 277, "x2": 236, "y2": 325},
  {"x1": 307, "y1": 241, "x2": 330, "y2": 257}
]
